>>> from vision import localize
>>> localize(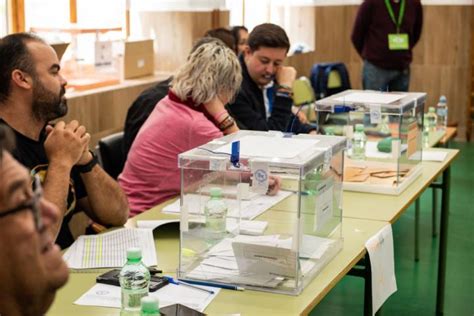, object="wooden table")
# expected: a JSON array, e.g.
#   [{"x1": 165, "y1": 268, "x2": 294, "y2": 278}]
[
  {"x1": 48, "y1": 150, "x2": 459, "y2": 315},
  {"x1": 49, "y1": 204, "x2": 387, "y2": 316},
  {"x1": 343, "y1": 148, "x2": 459, "y2": 315}
]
